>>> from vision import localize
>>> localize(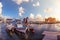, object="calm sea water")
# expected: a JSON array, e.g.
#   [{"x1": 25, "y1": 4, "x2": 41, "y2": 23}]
[
  {"x1": 0, "y1": 23, "x2": 60, "y2": 40},
  {"x1": 30, "y1": 23, "x2": 60, "y2": 32}
]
